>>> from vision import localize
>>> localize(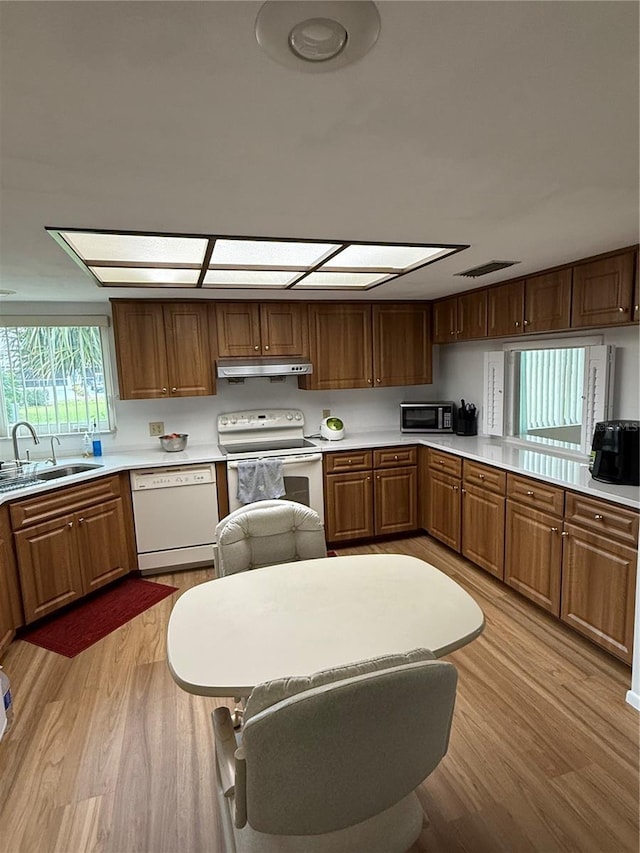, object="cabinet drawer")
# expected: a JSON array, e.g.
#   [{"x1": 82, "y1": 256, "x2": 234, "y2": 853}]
[
  {"x1": 506, "y1": 474, "x2": 564, "y2": 516},
  {"x1": 463, "y1": 460, "x2": 506, "y2": 494},
  {"x1": 427, "y1": 449, "x2": 462, "y2": 478},
  {"x1": 564, "y1": 492, "x2": 639, "y2": 547},
  {"x1": 373, "y1": 446, "x2": 417, "y2": 468},
  {"x1": 324, "y1": 450, "x2": 373, "y2": 474},
  {"x1": 10, "y1": 475, "x2": 122, "y2": 530}
]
